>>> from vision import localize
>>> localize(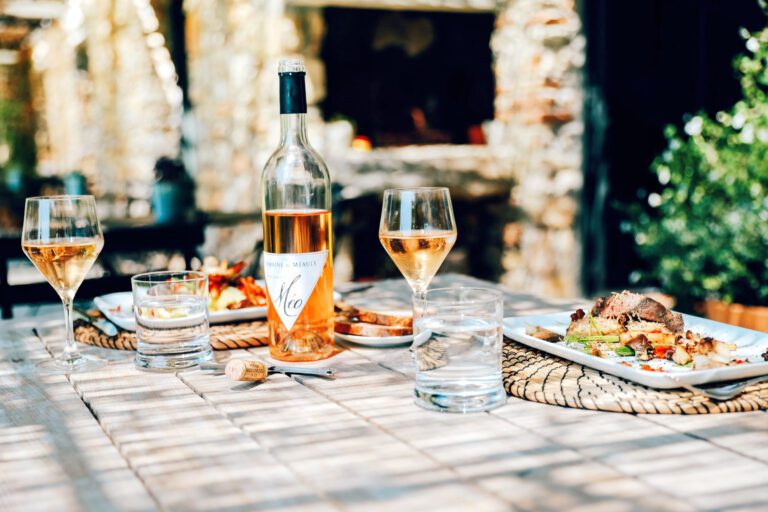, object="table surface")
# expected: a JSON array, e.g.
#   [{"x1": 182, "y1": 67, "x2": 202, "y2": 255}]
[{"x1": 2, "y1": 275, "x2": 768, "y2": 512}]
